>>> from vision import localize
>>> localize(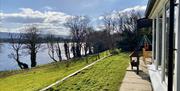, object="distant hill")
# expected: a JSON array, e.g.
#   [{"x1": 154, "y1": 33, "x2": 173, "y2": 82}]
[
  {"x1": 0, "y1": 32, "x2": 11, "y2": 39},
  {"x1": 0, "y1": 32, "x2": 71, "y2": 42},
  {"x1": 0, "y1": 32, "x2": 70, "y2": 39}
]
